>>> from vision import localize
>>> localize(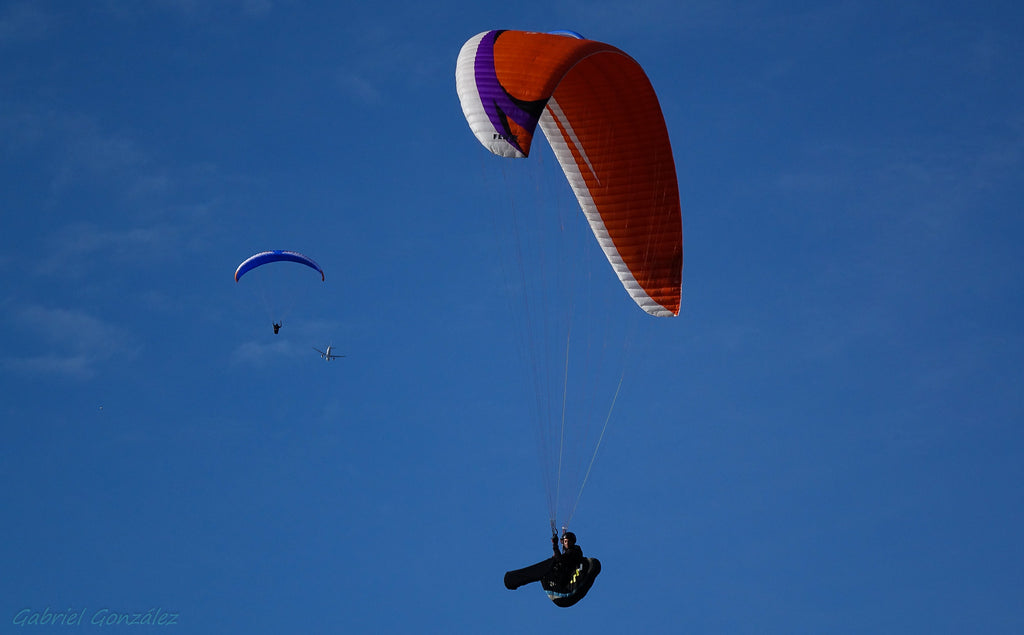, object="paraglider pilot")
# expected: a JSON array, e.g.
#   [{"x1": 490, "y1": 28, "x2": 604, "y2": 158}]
[
  {"x1": 547, "y1": 531, "x2": 584, "y2": 590},
  {"x1": 272, "y1": 322, "x2": 281, "y2": 334},
  {"x1": 503, "y1": 529, "x2": 599, "y2": 606}
]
